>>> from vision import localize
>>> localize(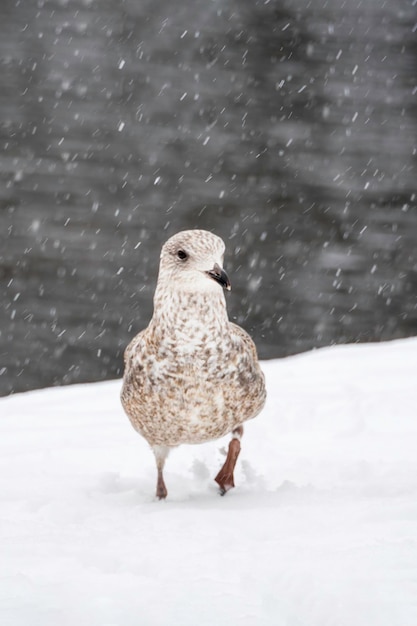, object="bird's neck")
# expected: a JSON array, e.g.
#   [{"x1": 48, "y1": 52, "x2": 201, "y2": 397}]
[{"x1": 150, "y1": 288, "x2": 229, "y2": 345}]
